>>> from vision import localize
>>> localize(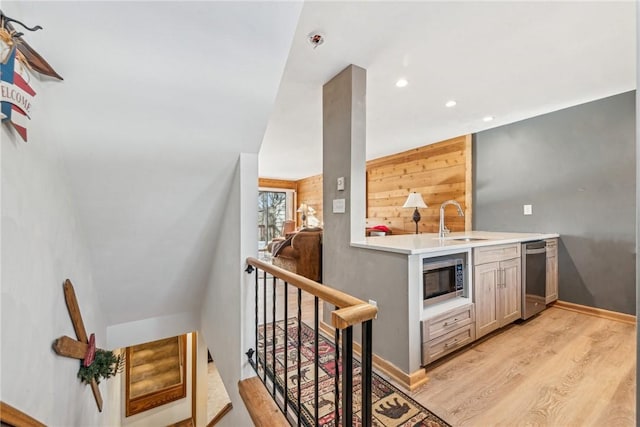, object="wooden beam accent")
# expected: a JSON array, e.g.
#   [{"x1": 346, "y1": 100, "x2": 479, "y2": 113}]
[
  {"x1": 206, "y1": 402, "x2": 233, "y2": 427},
  {"x1": 552, "y1": 300, "x2": 636, "y2": 325},
  {"x1": 63, "y1": 279, "x2": 88, "y2": 343},
  {"x1": 247, "y1": 257, "x2": 377, "y2": 328},
  {"x1": 238, "y1": 377, "x2": 288, "y2": 427},
  {"x1": 53, "y1": 335, "x2": 88, "y2": 359},
  {"x1": 0, "y1": 401, "x2": 46, "y2": 427},
  {"x1": 90, "y1": 379, "x2": 103, "y2": 412},
  {"x1": 258, "y1": 178, "x2": 297, "y2": 190}
]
